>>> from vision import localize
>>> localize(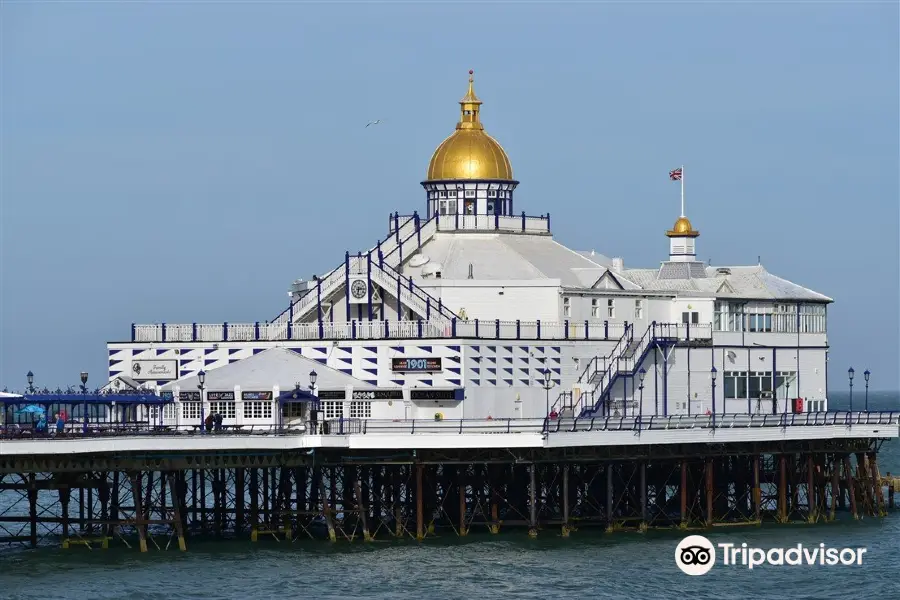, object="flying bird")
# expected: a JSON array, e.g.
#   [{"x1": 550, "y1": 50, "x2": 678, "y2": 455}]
[{"x1": 365, "y1": 119, "x2": 382, "y2": 128}]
